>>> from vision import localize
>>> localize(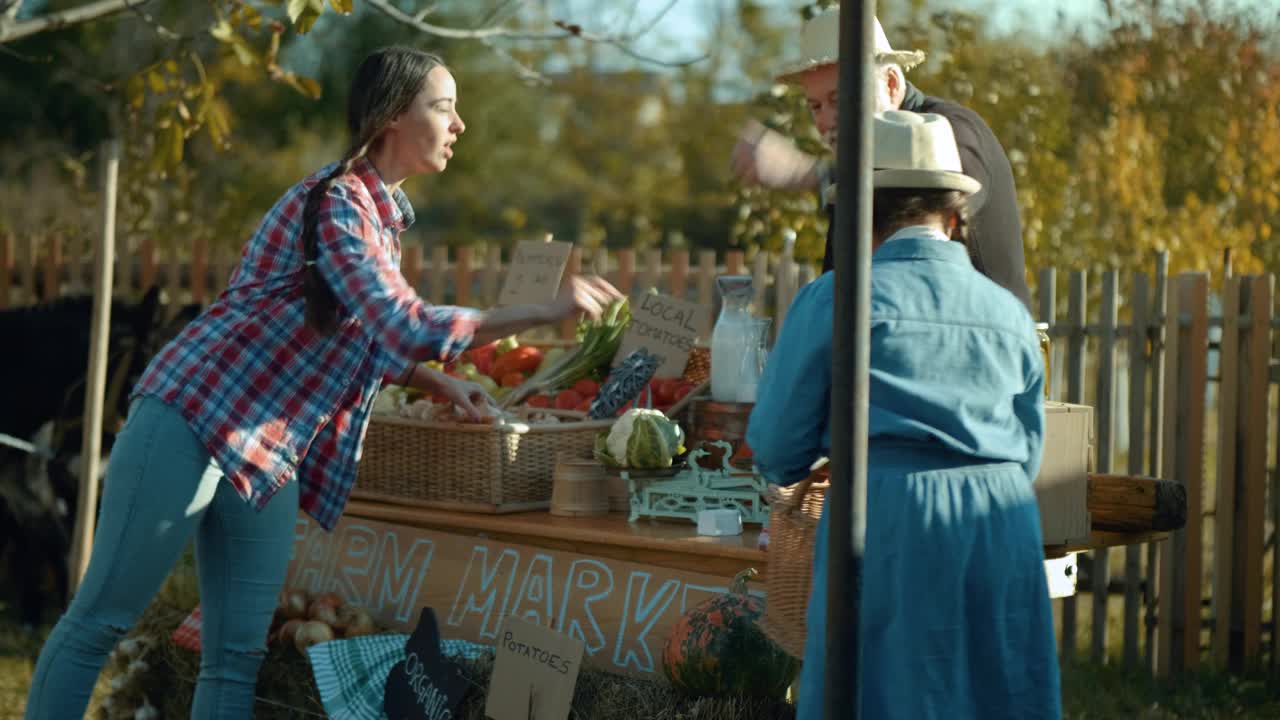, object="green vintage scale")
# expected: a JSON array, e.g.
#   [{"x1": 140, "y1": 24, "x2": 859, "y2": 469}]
[{"x1": 621, "y1": 440, "x2": 770, "y2": 526}]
